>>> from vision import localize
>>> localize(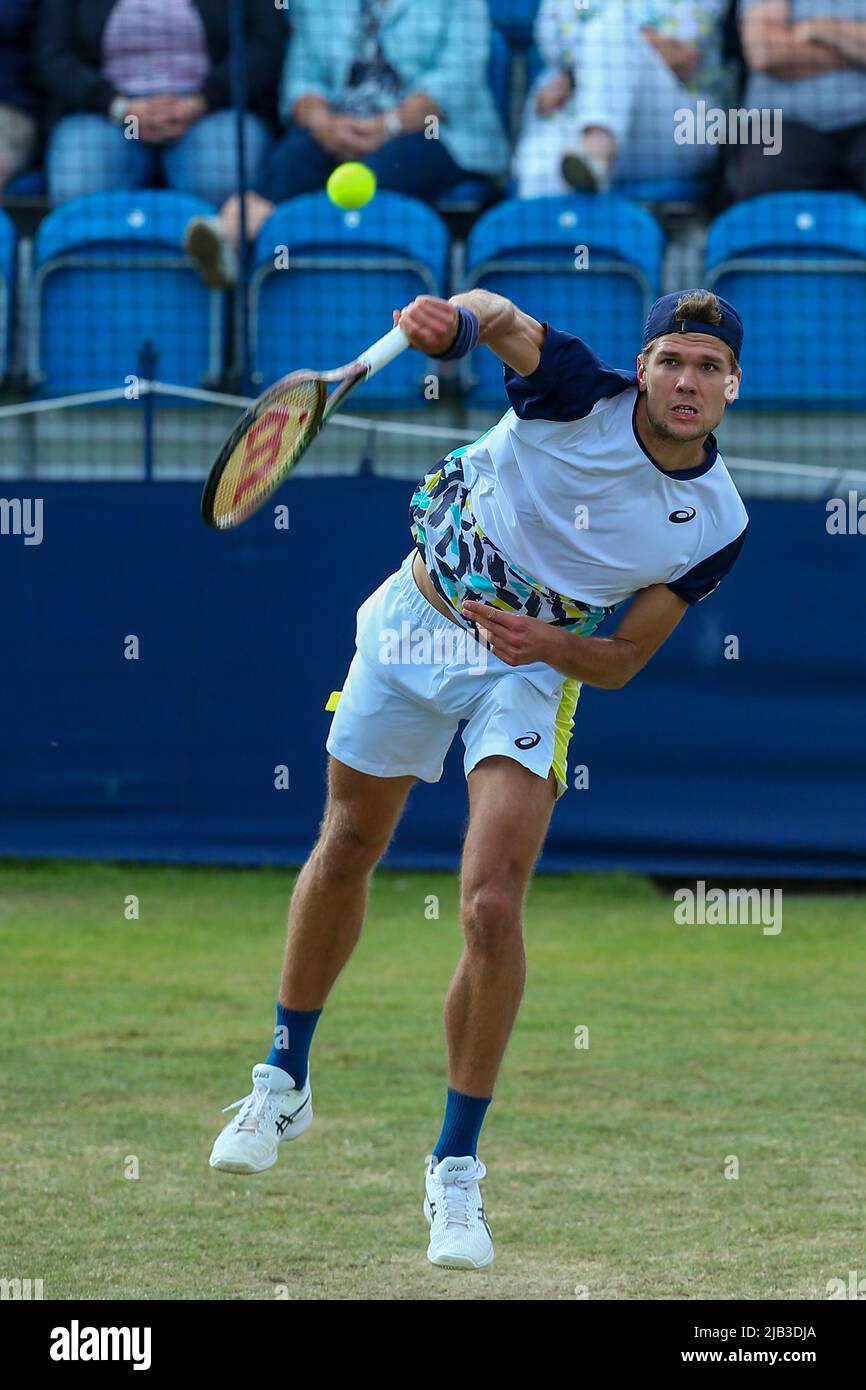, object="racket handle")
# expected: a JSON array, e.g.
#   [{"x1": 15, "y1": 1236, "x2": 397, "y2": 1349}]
[{"x1": 358, "y1": 325, "x2": 410, "y2": 379}]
